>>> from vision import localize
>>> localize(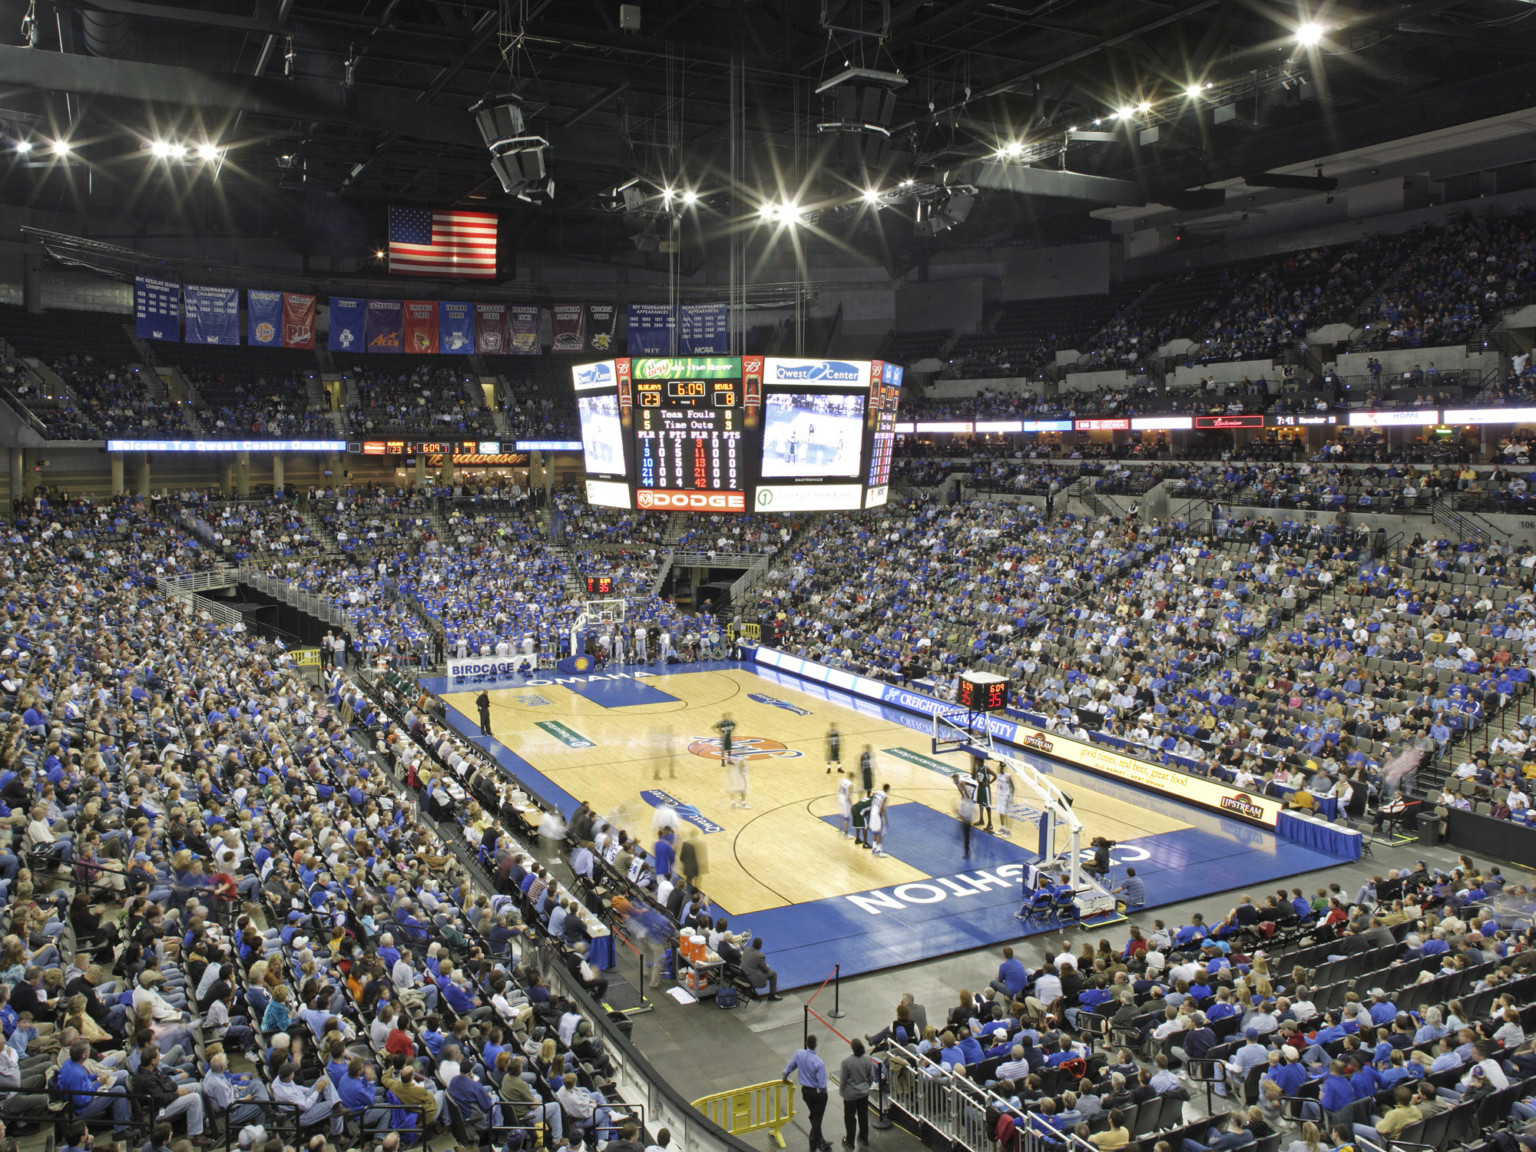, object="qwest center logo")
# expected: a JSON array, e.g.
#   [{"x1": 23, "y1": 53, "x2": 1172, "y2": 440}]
[{"x1": 639, "y1": 789, "x2": 724, "y2": 834}]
